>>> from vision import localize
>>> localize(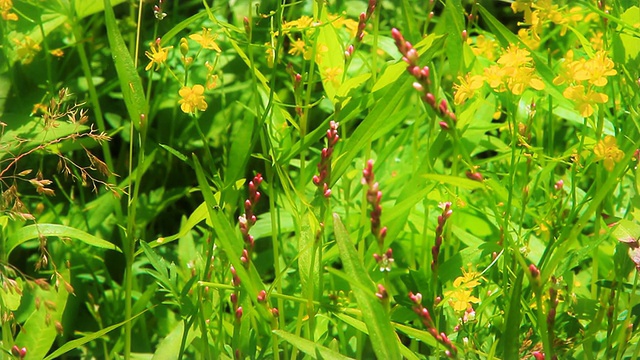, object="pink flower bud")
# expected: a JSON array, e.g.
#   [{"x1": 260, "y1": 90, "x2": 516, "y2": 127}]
[
  {"x1": 235, "y1": 306, "x2": 243, "y2": 320},
  {"x1": 257, "y1": 290, "x2": 267, "y2": 302},
  {"x1": 554, "y1": 180, "x2": 564, "y2": 191}
]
